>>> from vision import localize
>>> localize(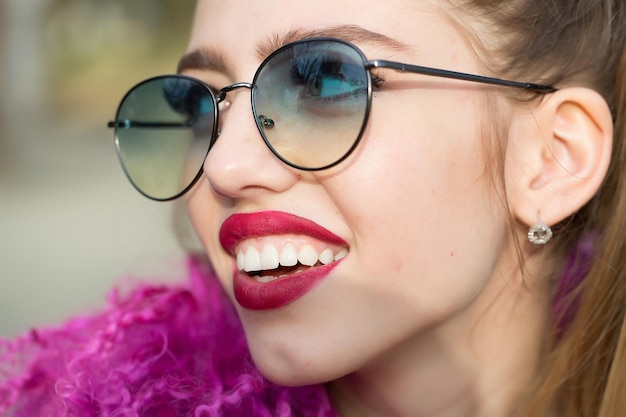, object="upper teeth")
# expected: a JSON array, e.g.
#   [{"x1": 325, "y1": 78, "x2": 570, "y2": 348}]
[{"x1": 237, "y1": 242, "x2": 348, "y2": 273}]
